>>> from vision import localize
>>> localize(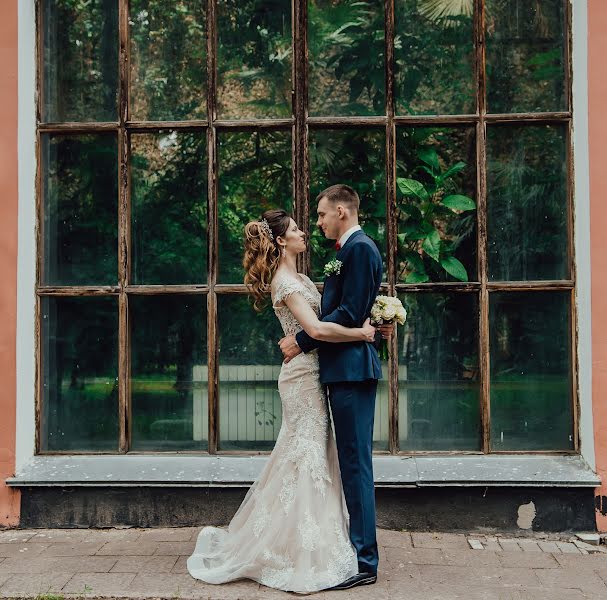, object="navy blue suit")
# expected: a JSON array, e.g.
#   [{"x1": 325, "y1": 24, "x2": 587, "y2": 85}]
[{"x1": 296, "y1": 229, "x2": 381, "y2": 575}]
